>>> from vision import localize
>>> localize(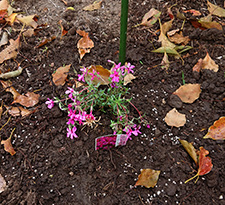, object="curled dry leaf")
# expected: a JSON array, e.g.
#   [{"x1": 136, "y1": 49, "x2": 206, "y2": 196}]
[
  {"x1": 0, "y1": 174, "x2": 6, "y2": 193},
  {"x1": 179, "y1": 139, "x2": 198, "y2": 164},
  {"x1": 202, "y1": 52, "x2": 219, "y2": 72},
  {"x1": 5, "y1": 13, "x2": 17, "y2": 25},
  {"x1": 16, "y1": 14, "x2": 38, "y2": 28},
  {"x1": 5, "y1": 105, "x2": 33, "y2": 117},
  {"x1": 173, "y1": 84, "x2": 201, "y2": 103},
  {"x1": 1, "y1": 135, "x2": 16, "y2": 155},
  {"x1": 58, "y1": 20, "x2": 68, "y2": 39},
  {"x1": 52, "y1": 64, "x2": 71, "y2": 86},
  {"x1": 185, "y1": 147, "x2": 213, "y2": 183},
  {"x1": 35, "y1": 36, "x2": 56, "y2": 48},
  {"x1": 85, "y1": 65, "x2": 110, "y2": 85},
  {"x1": 0, "y1": 66, "x2": 23, "y2": 79},
  {"x1": 135, "y1": 169, "x2": 160, "y2": 188},
  {"x1": 0, "y1": 35, "x2": 20, "y2": 64},
  {"x1": 203, "y1": 117, "x2": 225, "y2": 140},
  {"x1": 77, "y1": 30, "x2": 94, "y2": 60},
  {"x1": 192, "y1": 58, "x2": 203, "y2": 73},
  {"x1": 207, "y1": 0, "x2": 225, "y2": 17},
  {"x1": 0, "y1": 80, "x2": 39, "y2": 107},
  {"x1": 124, "y1": 73, "x2": 136, "y2": 85},
  {"x1": 83, "y1": 0, "x2": 103, "y2": 11},
  {"x1": 139, "y1": 8, "x2": 161, "y2": 27},
  {"x1": 164, "y1": 108, "x2": 186, "y2": 127}
]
